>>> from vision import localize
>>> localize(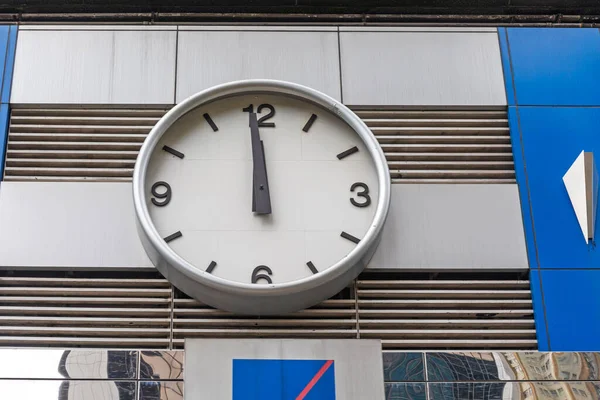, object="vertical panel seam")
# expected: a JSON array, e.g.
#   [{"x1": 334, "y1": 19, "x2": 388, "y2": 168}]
[
  {"x1": 354, "y1": 279, "x2": 359, "y2": 339},
  {"x1": 169, "y1": 284, "x2": 175, "y2": 350},
  {"x1": 504, "y1": 28, "x2": 551, "y2": 350},
  {"x1": 173, "y1": 26, "x2": 179, "y2": 106},
  {"x1": 423, "y1": 353, "x2": 430, "y2": 400},
  {"x1": 337, "y1": 27, "x2": 344, "y2": 104}
]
